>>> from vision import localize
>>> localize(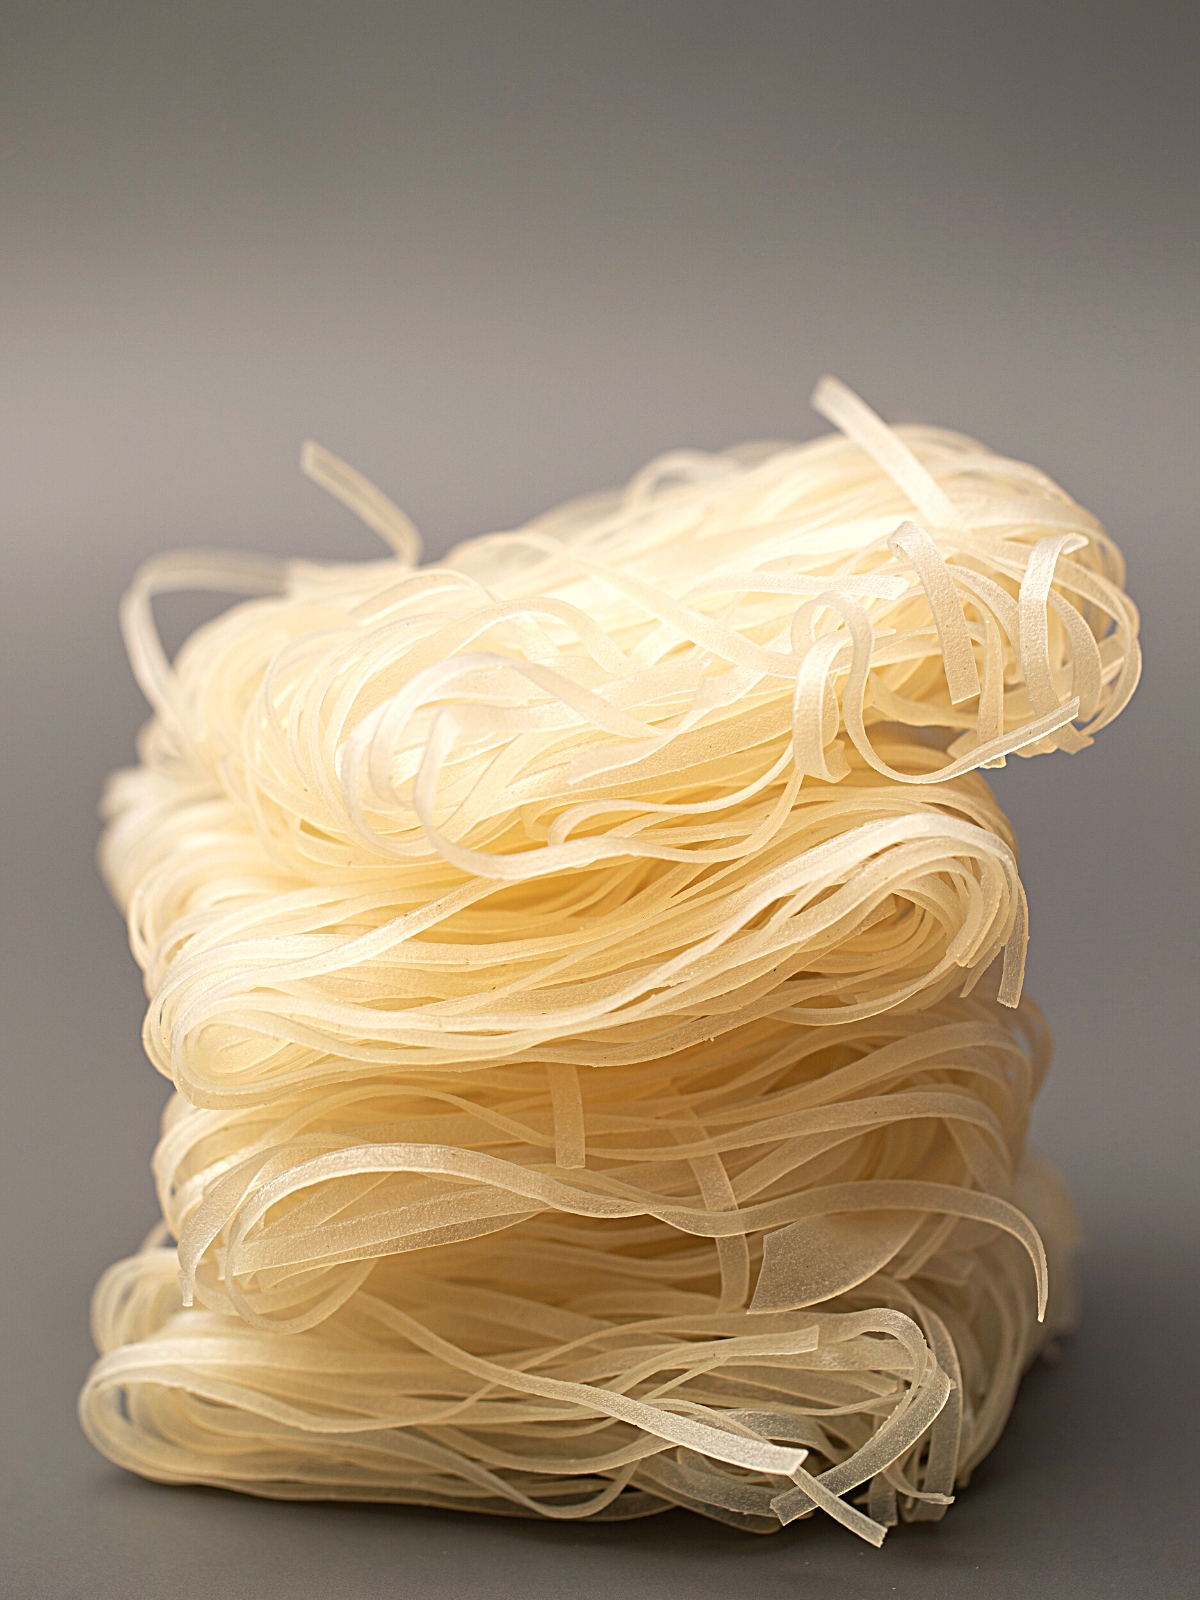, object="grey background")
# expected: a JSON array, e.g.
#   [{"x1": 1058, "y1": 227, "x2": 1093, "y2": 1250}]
[{"x1": 2, "y1": 3, "x2": 1196, "y2": 1595}]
